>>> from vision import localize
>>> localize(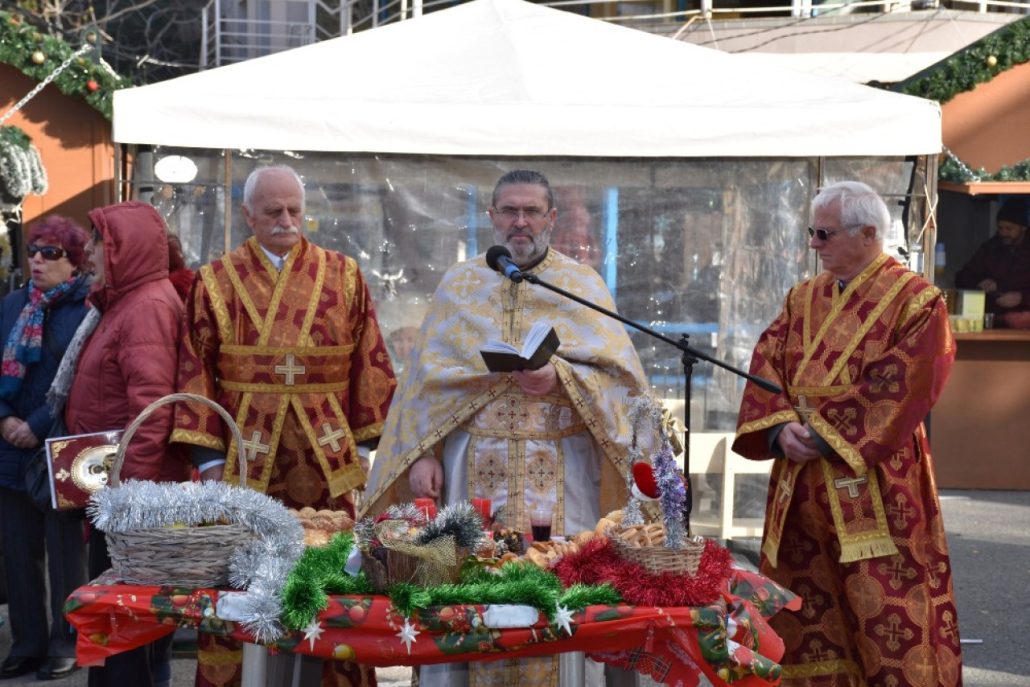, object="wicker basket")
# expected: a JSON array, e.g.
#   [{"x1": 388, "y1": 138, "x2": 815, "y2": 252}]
[
  {"x1": 362, "y1": 526, "x2": 466, "y2": 591},
  {"x1": 608, "y1": 526, "x2": 706, "y2": 576},
  {"x1": 104, "y1": 392, "x2": 254, "y2": 588}
]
